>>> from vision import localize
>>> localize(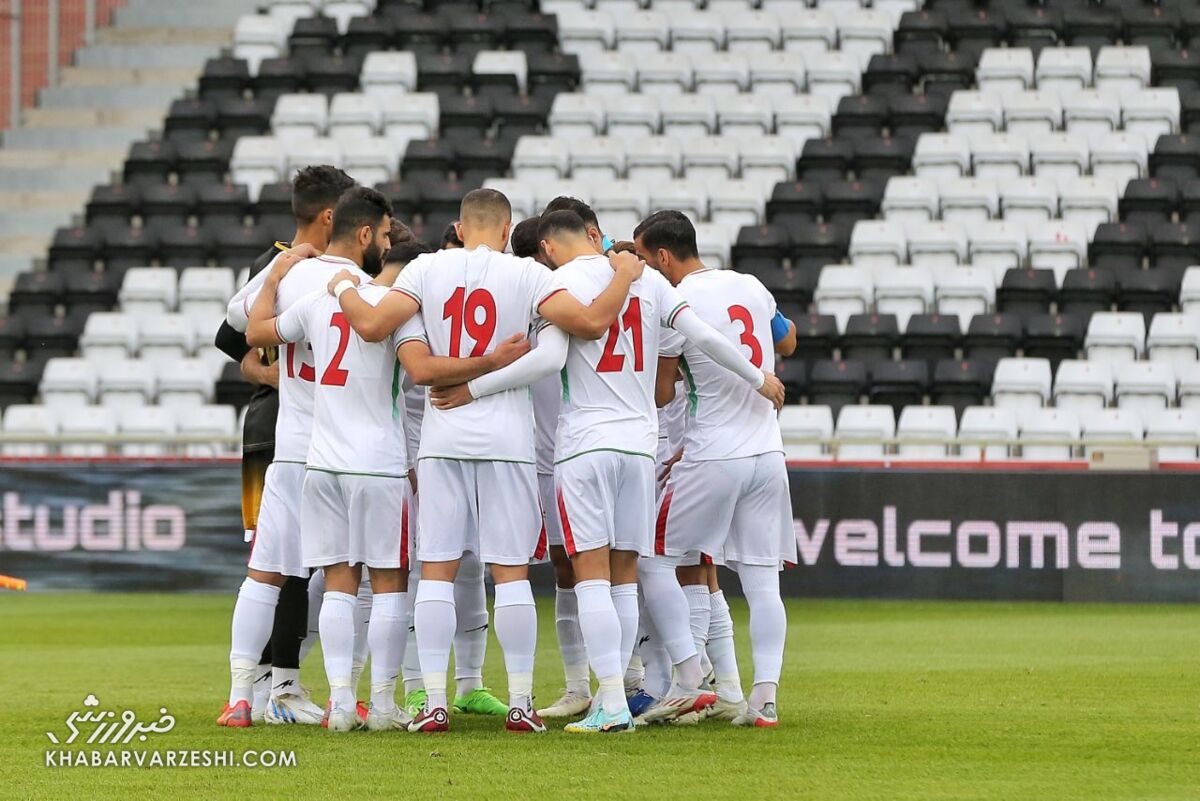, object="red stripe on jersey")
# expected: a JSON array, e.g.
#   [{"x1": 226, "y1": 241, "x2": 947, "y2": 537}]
[
  {"x1": 655, "y1": 487, "x2": 674, "y2": 556},
  {"x1": 534, "y1": 522, "x2": 548, "y2": 562},
  {"x1": 400, "y1": 498, "x2": 410, "y2": 570},
  {"x1": 556, "y1": 487, "x2": 577, "y2": 557},
  {"x1": 536, "y1": 287, "x2": 568, "y2": 312}
]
